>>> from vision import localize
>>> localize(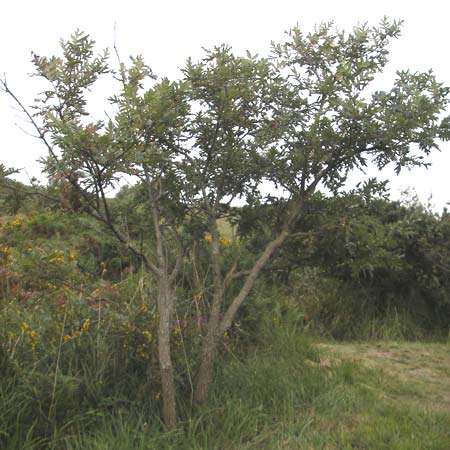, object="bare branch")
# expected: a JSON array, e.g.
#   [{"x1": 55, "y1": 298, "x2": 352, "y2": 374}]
[{"x1": 1, "y1": 77, "x2": 59, "y2": 161}]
